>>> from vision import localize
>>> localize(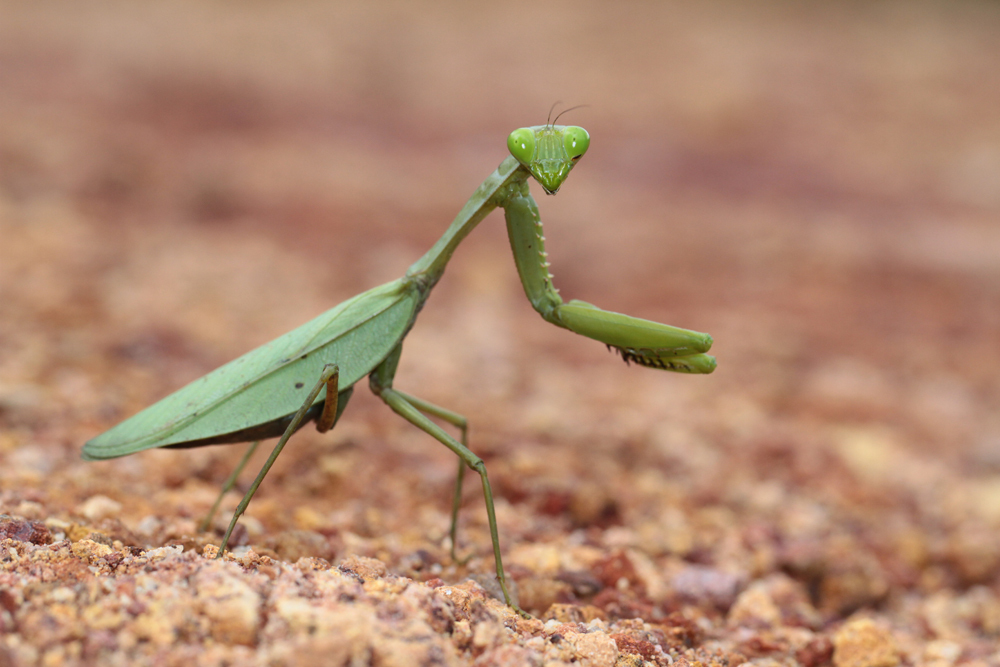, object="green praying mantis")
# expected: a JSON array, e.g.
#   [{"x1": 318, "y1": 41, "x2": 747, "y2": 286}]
[{"x1": 84, "y1": 121, "x2": 716, "y2": 615}]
